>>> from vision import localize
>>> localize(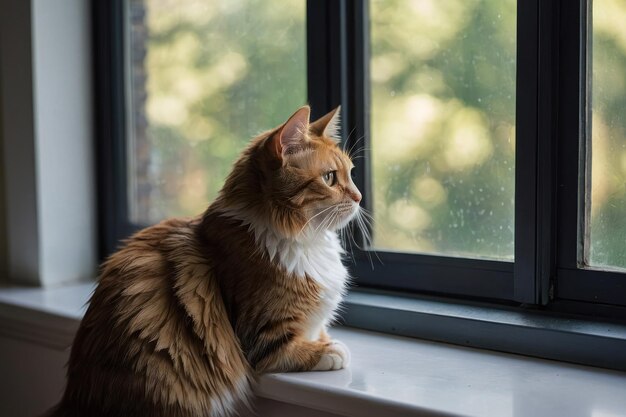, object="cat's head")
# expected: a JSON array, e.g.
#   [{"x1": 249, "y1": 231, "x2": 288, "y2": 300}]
[{"x1": 220, "y1": 106, "x2": 362, "y2": 240}]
